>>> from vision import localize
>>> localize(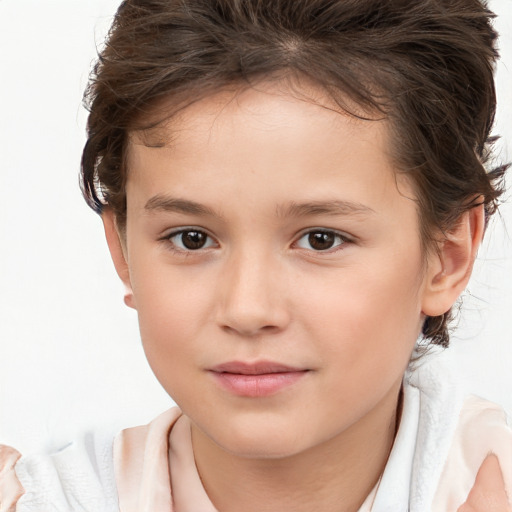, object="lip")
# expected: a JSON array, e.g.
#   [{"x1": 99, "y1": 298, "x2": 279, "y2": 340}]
[{"x1": 208, "y1": 360, "x2": 310, "y2": 397}]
